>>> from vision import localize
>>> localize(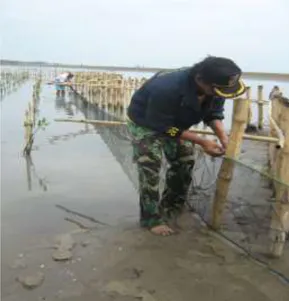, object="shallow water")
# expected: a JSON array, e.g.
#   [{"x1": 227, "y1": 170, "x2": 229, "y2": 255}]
[{"x1": 1, "y1": 83, "x2": 138, "y2": 266}]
